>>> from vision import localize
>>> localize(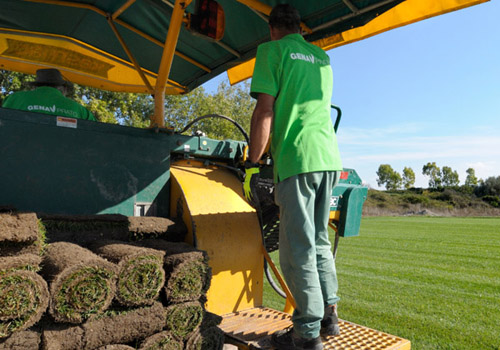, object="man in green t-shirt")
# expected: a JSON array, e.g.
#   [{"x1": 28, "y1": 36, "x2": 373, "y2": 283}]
[
  {"x1": 2, "y1": 68, "x2": 96, "y2": 121},
  {"x1": 243, "y1": 5, "x2": 342, "y2": 350}
]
